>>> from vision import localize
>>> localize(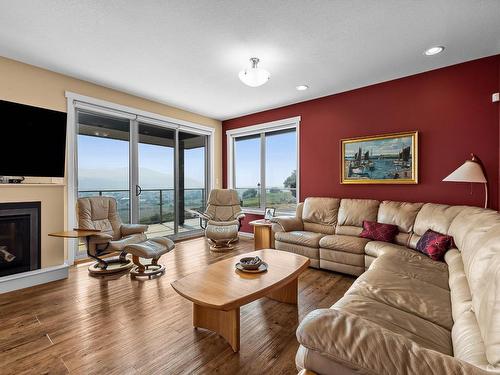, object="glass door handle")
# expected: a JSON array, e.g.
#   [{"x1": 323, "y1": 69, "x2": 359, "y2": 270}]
[{"x1": 135, "y1": 185, "x2": 142, "y2": 196}]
